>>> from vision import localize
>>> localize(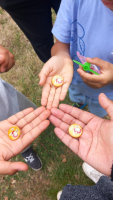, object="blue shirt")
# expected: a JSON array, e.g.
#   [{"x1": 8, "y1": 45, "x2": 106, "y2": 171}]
[{"x1": 52, "y1": 0, "x2": 113, "y2": 100}]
